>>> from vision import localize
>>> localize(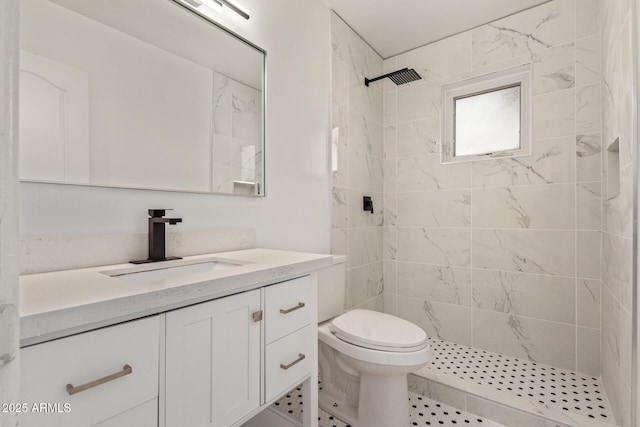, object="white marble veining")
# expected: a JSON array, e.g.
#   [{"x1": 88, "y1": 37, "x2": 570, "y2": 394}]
[
  {"x1": 20, "y1": 249, "x2": 333, "y2": 346},
  {"x1": 532, "y1": 43, "x2": 575, "y2": 95},
  {"x1": 347, "y1": 227, "x2": 383, "y2": 268},
  {"x1": 397, "y1": 295, "x2": 472, "y2": 345},
  {"x1": 471, "y1": 136, "x2": 575, "y2": 188},
  {"x1": 576, "y1": 84, "x2": 602, "y2": 134},
  {"x1": 473, "y1": 309, "x2": 576, "y2": 370},
  {"x1": 577, "y1": 182, "x2": 602, "y2": 230},
  {"x1": 576, "y1": 0, "x2": 601, "y2": 39},
  {"x1": 532, "y1": 88, "x2": 576, "y2": 139},
  {"x1": 471, "y1": 0, "x2": 575, "y2": 67},
  {"x1": 383, "y1": 192, "x2": 397, "y2": 226},
  {"x1": 396, "y1": 80, "x2": 441, "y2": 123},
  {"x1": 576, "y1": 133, "x2": 602, "y2": 182},
  {"x1": 347, "y1": 260, "x2": 383, "y2": 308},
  {"x1": 576, "y1": 35, "x2": 601, "y2": 88},
  {"x1": 396, "y1": 117, "x2": 439, "y2": 156},
  {"x1": 331, "y1": 13, "x2": 386, "y2": 319},
  {"x1": 211, "y1": 72, "x2": 262, "y2": 190},
  {"x1": 349, "y1": 69, "x2": 383, "y2": 124},
  {"x1": 330, "y1": 12, "x2": 349, "y2": 65},
  {"x1": 472, "y1": 269, "x2": 575, "y2": 324},
  {"x1": 348, "y1": 149, "x2": 383, "y2": 192},
  {"x1": 332, "y1": 187, "x2": 349, "y2": 229},
  {"x1": 349, "y1": 109, "x2": 383, "y2": 157},
  {"x1": 602, "y1": 232, "x2": 632, "y2": 308},
  {"x1": 381, "y1": 0, "x2": 610, "y2": 380},
  {"x1": 397, "y1": 154, "x2": 471, "y2": 191},
  {"x1": 472, "y1": 229, "x2": 575, "y2": 276},
  {"x1": 397, "y1": 228, "x2": 471, "y2": 267},
  {"x1": 472, "y1": 184, "x2": 575, "y2": 229},
  {"x1": 577, "y1": 279, "x2": 601, "y2": 329},
  {"x1": 397, "y1": 189, "x2": 470, "y2": 228},
  {"x1": 397, "y1": 262, "x2": 472, "y2": 306},
  {"x1": 408, "y1": 376, "x2": 467, "y2": 410},
  {"x1": 382, "y1": 226, "x2": 397, "y2": 260}
]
